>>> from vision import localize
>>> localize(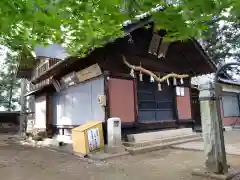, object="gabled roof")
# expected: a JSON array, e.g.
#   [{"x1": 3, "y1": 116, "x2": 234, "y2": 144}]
[{"x1": 30, "y1": 6, "x2": 216, "y2": 84}]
